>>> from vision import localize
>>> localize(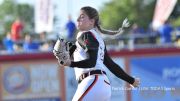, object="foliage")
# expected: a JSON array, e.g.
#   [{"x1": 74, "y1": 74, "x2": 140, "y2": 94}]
[
  {"x1": 0, "y1": 0, "x2": 34, "y2": 37},
  {"x1": 99, "y1": 0, "x2": 156, "y2": 30},
  {"x1": 171, "y1": 0, "x2": 180, "y2": 27},
  {"x1": 100, "y1": 0, "x2": 180, "y2": 31},
  {"x1": 171, "y1": 17, "x2": 180, "y2": 27}
]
